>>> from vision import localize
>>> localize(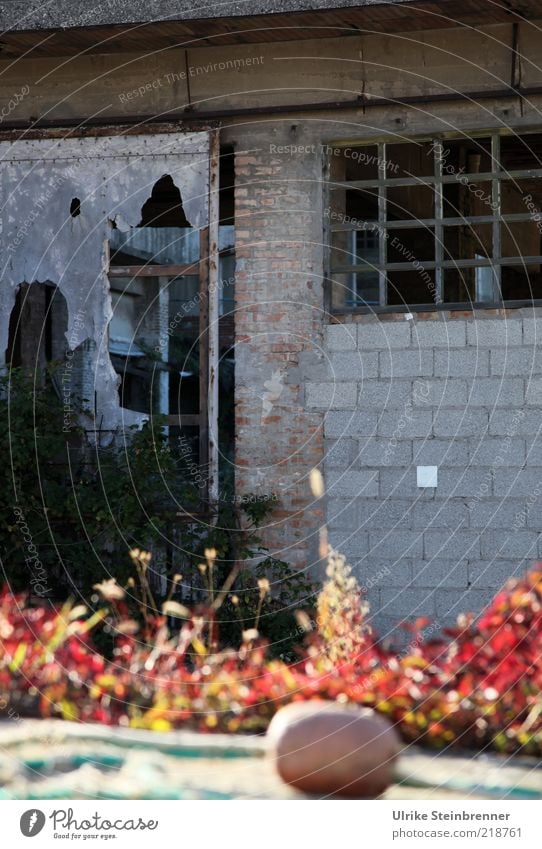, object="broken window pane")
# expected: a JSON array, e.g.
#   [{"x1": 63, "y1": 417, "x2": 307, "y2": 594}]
[
  {"x1": 443, "y1": 223, "x2": 493, "y2": 260},
  {"x1": 501, "y1": 263, "x2": 542, "y2": 301},
  {"x1": 500, "y1": 133, "x2": 542, "y2": 172},
  {"x1": 387, "y1": 270, "x2": 436, "y2": 306},
  {"x1": 386, "y1": 141, "x2": 435, "y2": 179},
  {"x1": 388, "y1": 228, "x2": 435, "y2": 263},
  {"x1": 501, "y1": 220, "x2": 542, "y2": 257},
  {"x1": 109, "y1": 174, "x2": 198, "y2": 267},
  {"x1": 442, "y1": 181, "x2": 494, "y2": 218},
  {"x1": 443, "y1": 266, "x2": 497, "y2": 303},
  {"x1": 329, "y1": 144, "x2": 380, "y2": 181},
  {"x1": 501, "y1": 176, "x2": 542, "y2": 216},
  {"x1": 387, "y1": 184, "x2": 434, "y2": 221},
  {"x1": 438, "y1": 137, "x2": 493, "y2": 177}
]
